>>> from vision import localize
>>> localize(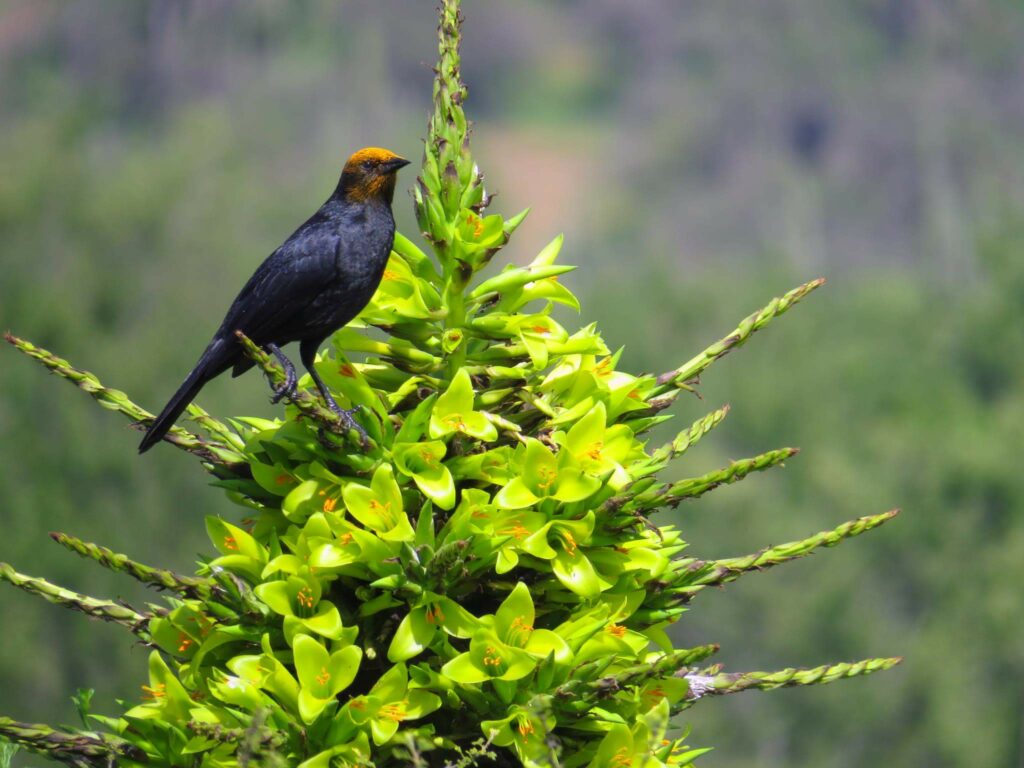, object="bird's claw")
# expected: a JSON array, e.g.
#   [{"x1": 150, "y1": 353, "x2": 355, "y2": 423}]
[
  {"x1": 270, "y1": 370, "x2": 298, "y2": 404},
  {"x1": 336, "y1": 405, "x2": 370, "y2": 449}
]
